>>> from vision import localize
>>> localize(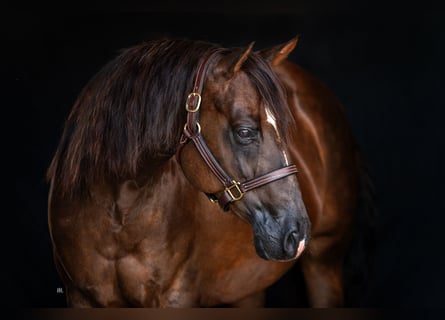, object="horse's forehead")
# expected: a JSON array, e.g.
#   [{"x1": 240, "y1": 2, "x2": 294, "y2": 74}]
[{"x1": 210, "y1": 72, "x2": 261, "y2": 114}]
